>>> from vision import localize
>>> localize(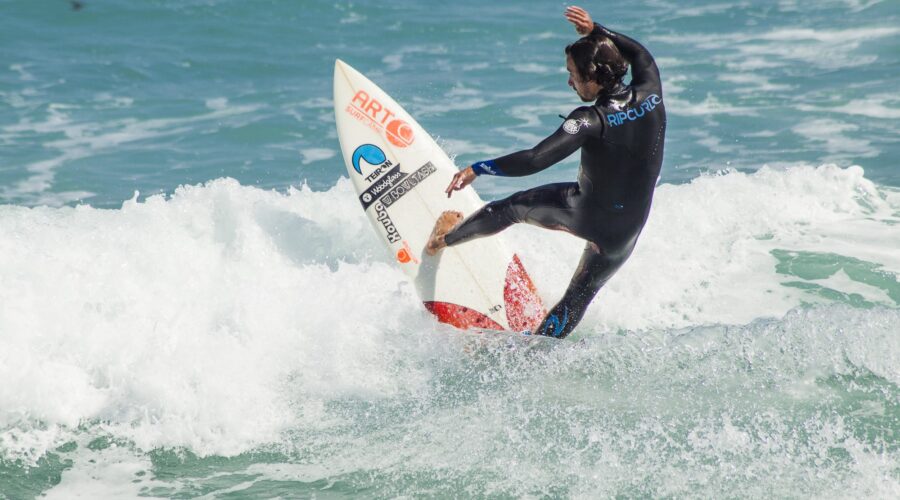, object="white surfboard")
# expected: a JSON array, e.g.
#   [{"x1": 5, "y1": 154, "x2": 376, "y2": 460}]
[{"x1": 333, "y1": 59, "x2": 545, "y2": 332}]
